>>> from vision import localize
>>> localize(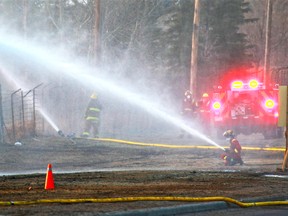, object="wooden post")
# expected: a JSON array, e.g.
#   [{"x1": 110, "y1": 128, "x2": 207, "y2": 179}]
[
  {"x1": 190, "y1": 0, "x2": 200, "y2": 95},
  {"x1": 263, "y1": 0, "x2": 273, "y2": 86},
  {"x1": 282, "y1": 130, "x2": 288, "y2": 171},
  {"x1": 282, "y1": 88, "x2": 288, "y2": 171}
]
